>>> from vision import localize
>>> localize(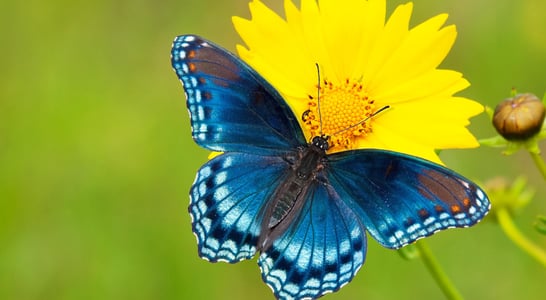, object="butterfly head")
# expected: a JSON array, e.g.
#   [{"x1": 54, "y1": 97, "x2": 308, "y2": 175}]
[{"x1": 311, "y1": 135, "x2": 330, "y2": 151}]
